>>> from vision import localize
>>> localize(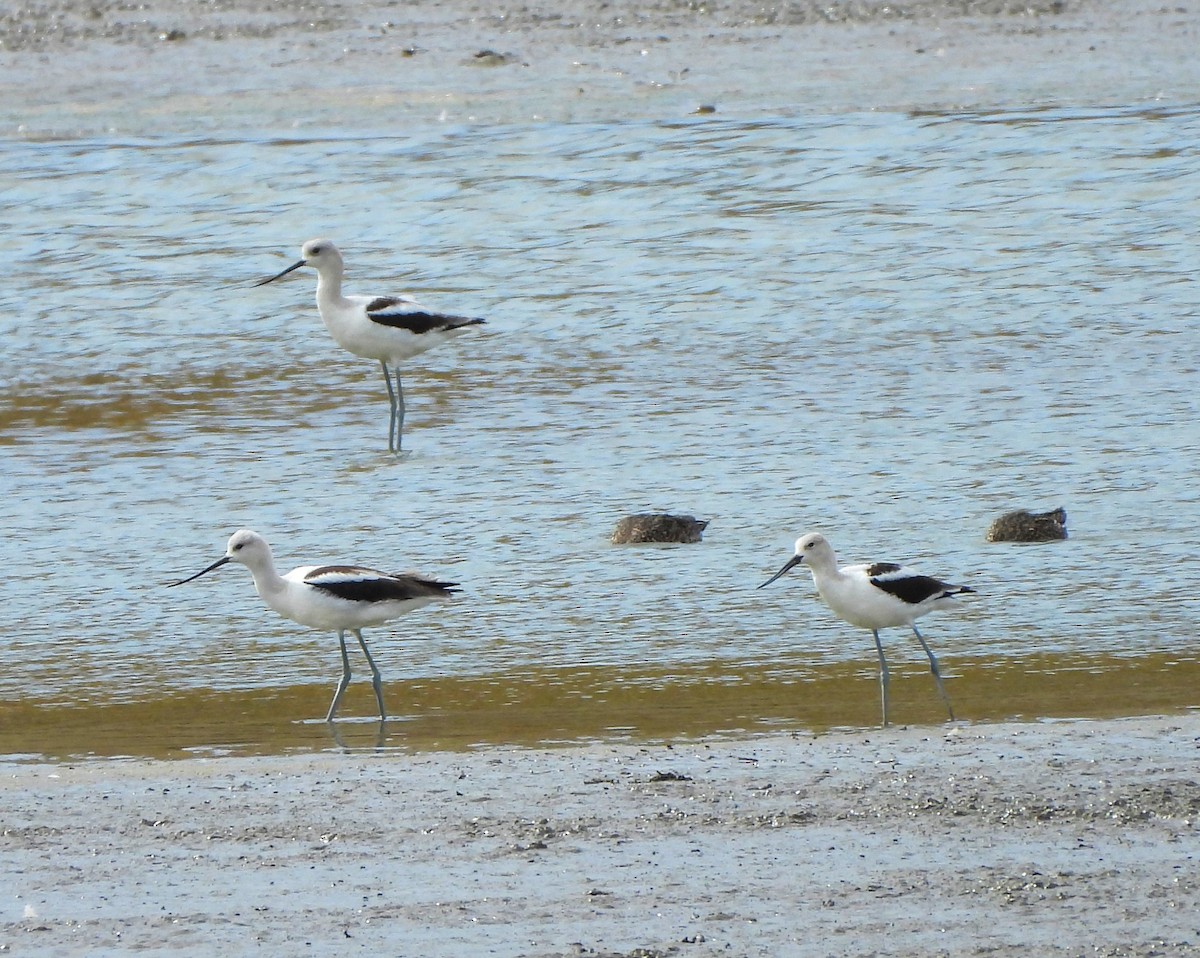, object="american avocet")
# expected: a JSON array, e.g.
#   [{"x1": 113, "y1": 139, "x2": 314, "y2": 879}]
[
  {"x1": 758, "y1": 531, "x2": 973, "y2": 727},
  {"x1": 170, "y1": 529, "x2": 460, "y2": 722},
  {"x1": 254, "y1": 239, "x2": 486, "y2": 452}
]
